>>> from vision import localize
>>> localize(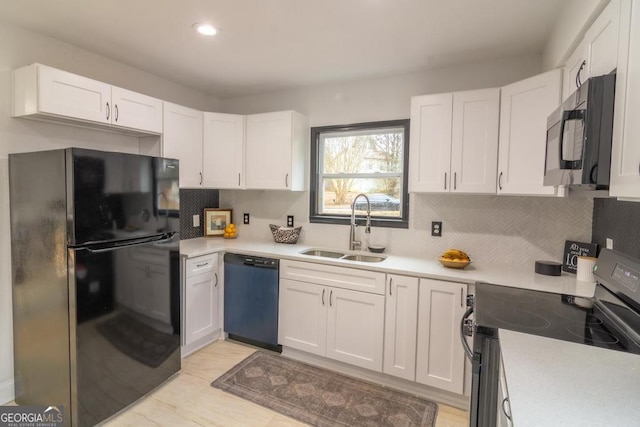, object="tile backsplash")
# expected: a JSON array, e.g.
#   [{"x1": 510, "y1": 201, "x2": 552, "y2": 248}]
[
  {"x1": 179, "y1": 189, "x2": 219, "y2": 239},
  {"x1": 592, "y1": 198, "x2": 640, "y2": 259}
]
